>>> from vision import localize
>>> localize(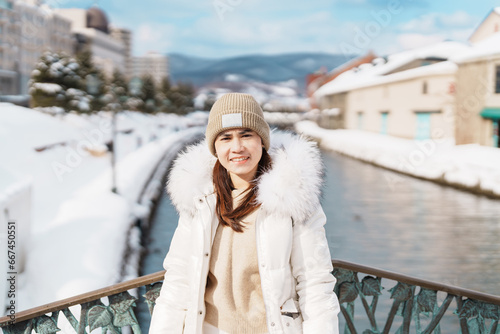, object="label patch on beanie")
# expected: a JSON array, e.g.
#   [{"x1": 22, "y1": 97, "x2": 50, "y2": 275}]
[{"x1": 222, "y1": 113, "x2": 243, "y2": 128}]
